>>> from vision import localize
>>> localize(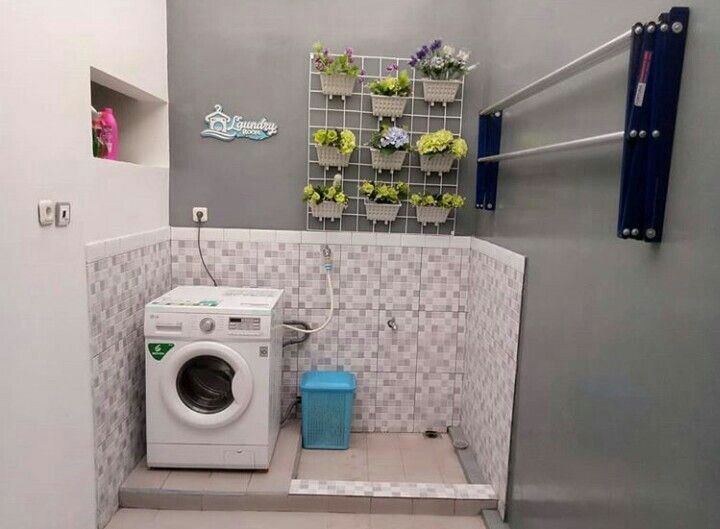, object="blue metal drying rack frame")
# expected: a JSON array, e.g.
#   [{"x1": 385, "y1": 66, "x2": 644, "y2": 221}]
[
  {"x1": 617, "y1": 7, "x2": 689, "y2": 242},
  {"x1": 476, "y1": 7, "x2": 689, "y2": 243}
]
